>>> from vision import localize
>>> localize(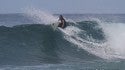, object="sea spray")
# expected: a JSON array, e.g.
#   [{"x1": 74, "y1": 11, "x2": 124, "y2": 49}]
[
  {"x1": 25, "y1": 8, "x2": 58, "y2": 25},
  {"x1": 100, "y1": 22, "x2": 125, "y2": 59}
]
